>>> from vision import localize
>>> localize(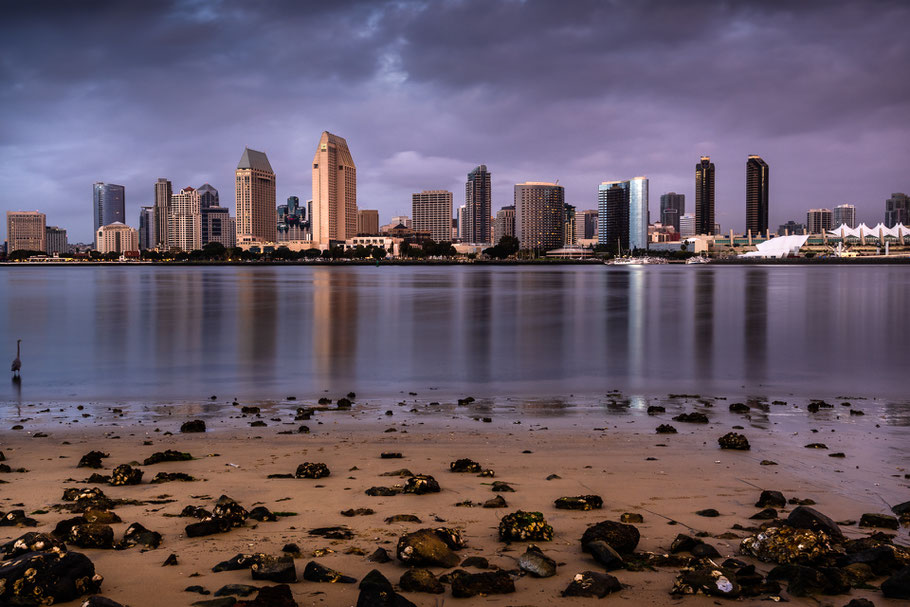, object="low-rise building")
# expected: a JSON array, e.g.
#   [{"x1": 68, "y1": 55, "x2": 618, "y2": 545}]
[{"x1": 96, "y1": 222, "x2": 139, "y2": 254}]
